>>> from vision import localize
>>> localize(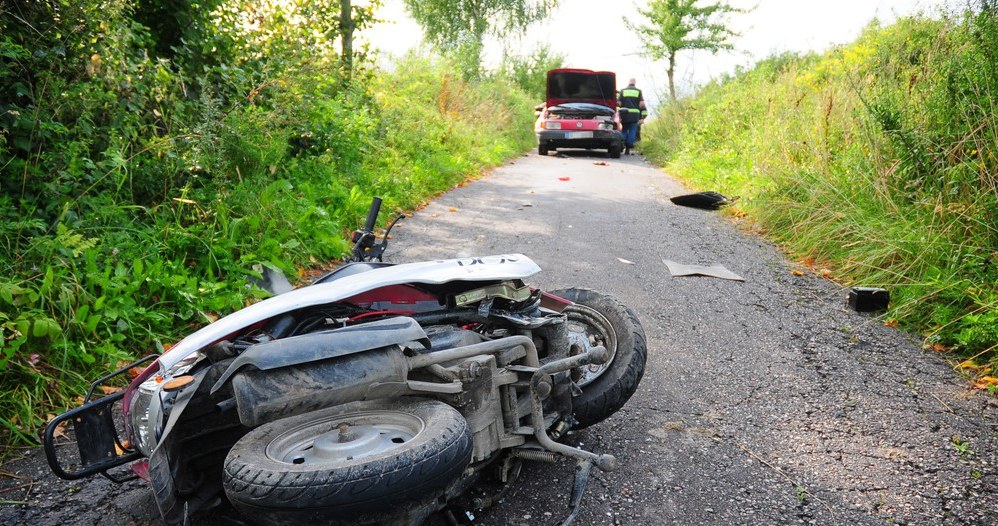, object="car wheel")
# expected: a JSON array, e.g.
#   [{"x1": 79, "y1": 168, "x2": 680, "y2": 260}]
[
  {"x1": 550, "y1": 288, "x2": 647, "y2": 429},
  {"x1": 223, "y1": 398, "x2": 472, "y2": 525},
  {"x1": 608, "y1": 144, "x2": 621, "y2": 159},
  {"x1": 539, "y1": 143, "x2": 549, "y2": 156}
]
